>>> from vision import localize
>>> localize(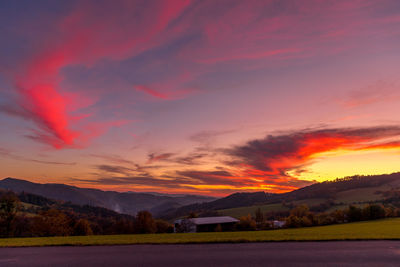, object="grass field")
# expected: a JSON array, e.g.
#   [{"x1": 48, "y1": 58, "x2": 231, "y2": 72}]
[
  {"x1": 335, "y1": 186, "x2": 387, "y2": 204},
  {"x1": 1, "y1": 218, "x2": 400, "y2": 247},
  {"x1": 219, "y1": 203, "x2": 289, "y2": 218},
  {"x1": 219, "y1": 189, "x2": 389, "y2": 219},
  {"x1": 219, "y1": 199, "x2": 325, "y2": 218}
]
